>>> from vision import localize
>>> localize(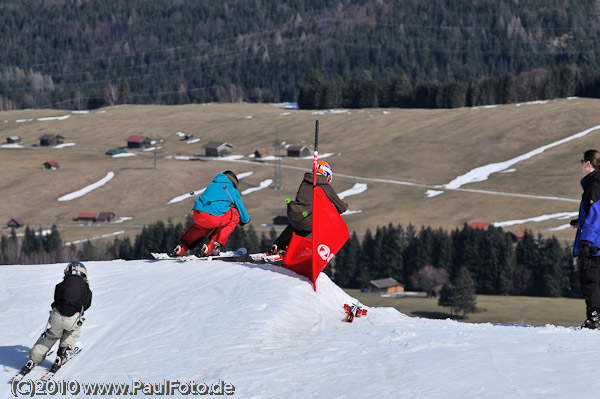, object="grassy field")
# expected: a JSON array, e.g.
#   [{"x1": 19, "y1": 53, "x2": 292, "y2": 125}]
[
  {"x1": 345, "y1": 289, "x2": 585, "y2": 327},
  {"x1": 0, "y1": 99, "x2": 598, "y2": 245}
]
